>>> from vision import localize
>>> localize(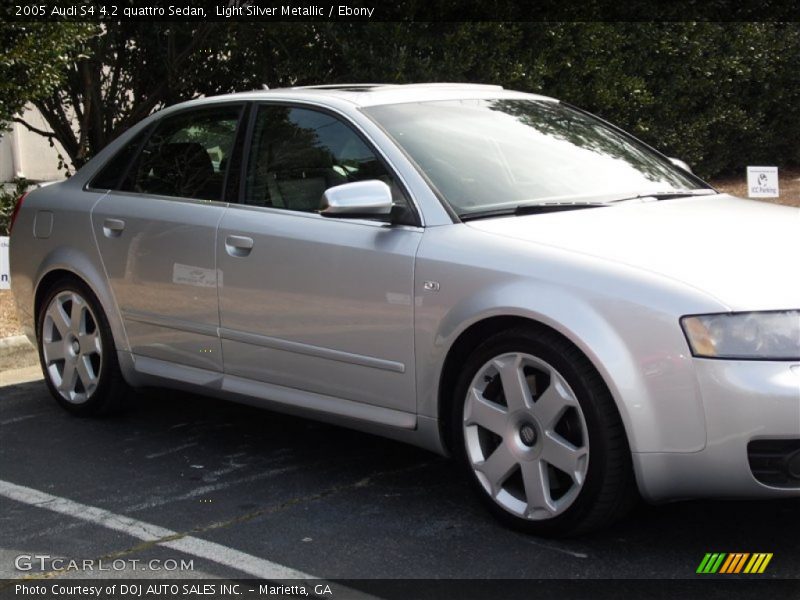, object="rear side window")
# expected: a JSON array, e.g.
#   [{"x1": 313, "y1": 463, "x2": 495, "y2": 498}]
[
  {"x1": 243, "y1": 105, "x2": 412, "y2": 218},
  {"x1": 89, "y1": 128, "x2": 149, "y2": 190},
  {"x1": 120, "y1": 105, "x2": 242, "y2": 201}
]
